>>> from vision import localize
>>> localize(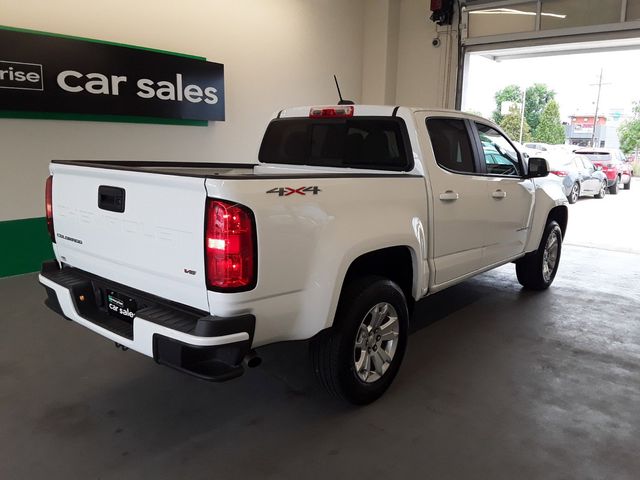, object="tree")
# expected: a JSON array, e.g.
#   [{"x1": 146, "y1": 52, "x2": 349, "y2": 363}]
[
  {"x1": 492, "y1": 84, "x2": 555, "y2": 137},
  {"x1": 499, "y1": 106, "x2": 532, "y2": 142},
  {"x1": 534, "y1": 100, "x2": 565, "y2": 144},
  {"x1": 492, "y1": 85, "x2": 522, "y2": 124},
  {"x1": 618, "y1": 101, "x2": 640, "y2": 156},
  {"x1": 524, "y1": 84, "x2": 556, "y2": 135}
]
